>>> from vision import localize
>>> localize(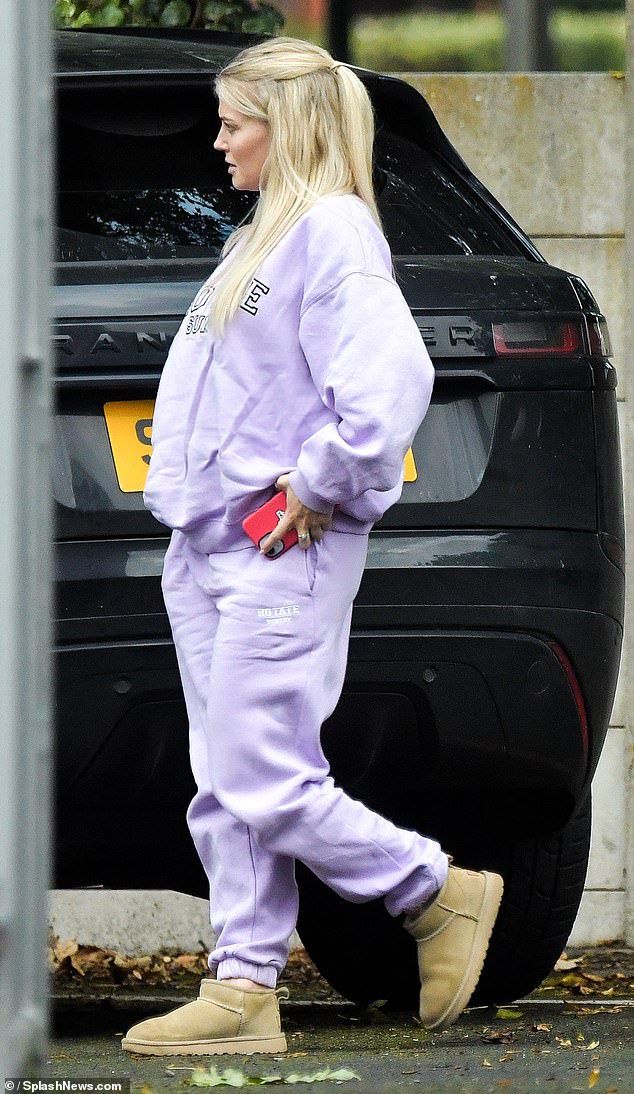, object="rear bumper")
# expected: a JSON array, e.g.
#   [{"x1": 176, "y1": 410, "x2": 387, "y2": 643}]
[{"x1": 54, "y1": 528, "x2": 623, "y2": 888}]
